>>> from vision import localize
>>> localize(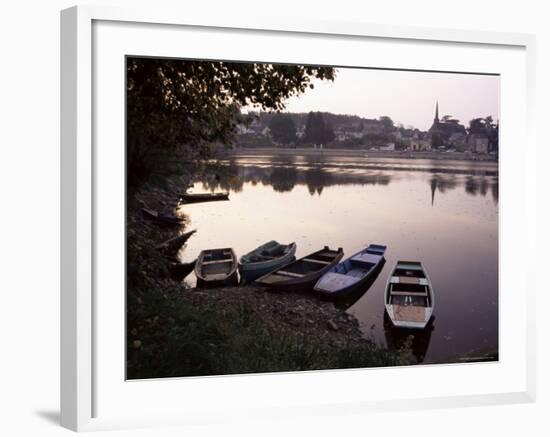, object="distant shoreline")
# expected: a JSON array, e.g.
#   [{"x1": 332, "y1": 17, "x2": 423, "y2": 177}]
[{"x1": 225, "y1": 147, "x2": 498, "y2": 163}]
